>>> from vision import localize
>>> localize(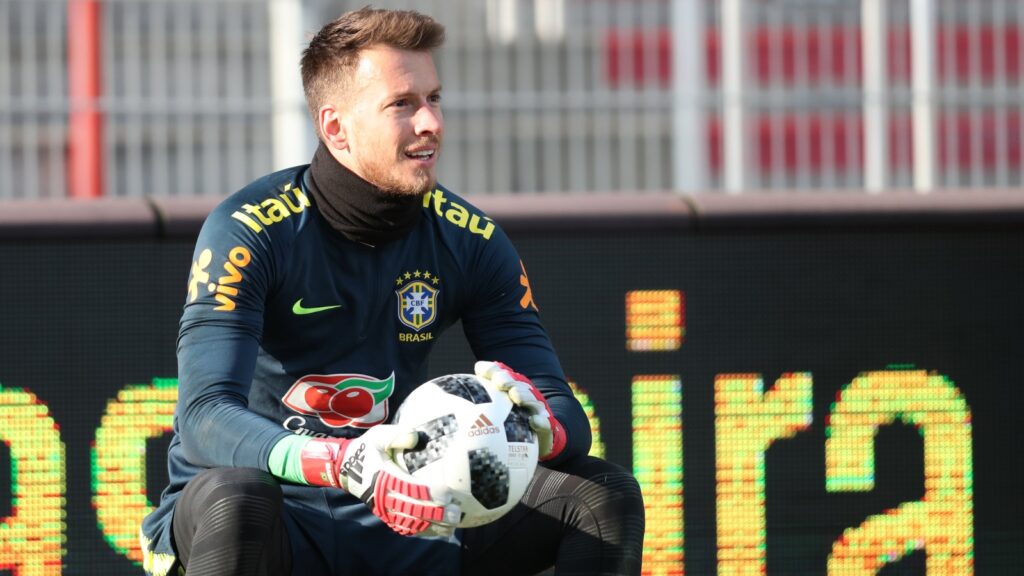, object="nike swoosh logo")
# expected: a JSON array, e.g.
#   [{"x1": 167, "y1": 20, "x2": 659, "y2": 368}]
[{"x1": 292, "y1": 299, "x2": 342, "y2": 315}]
